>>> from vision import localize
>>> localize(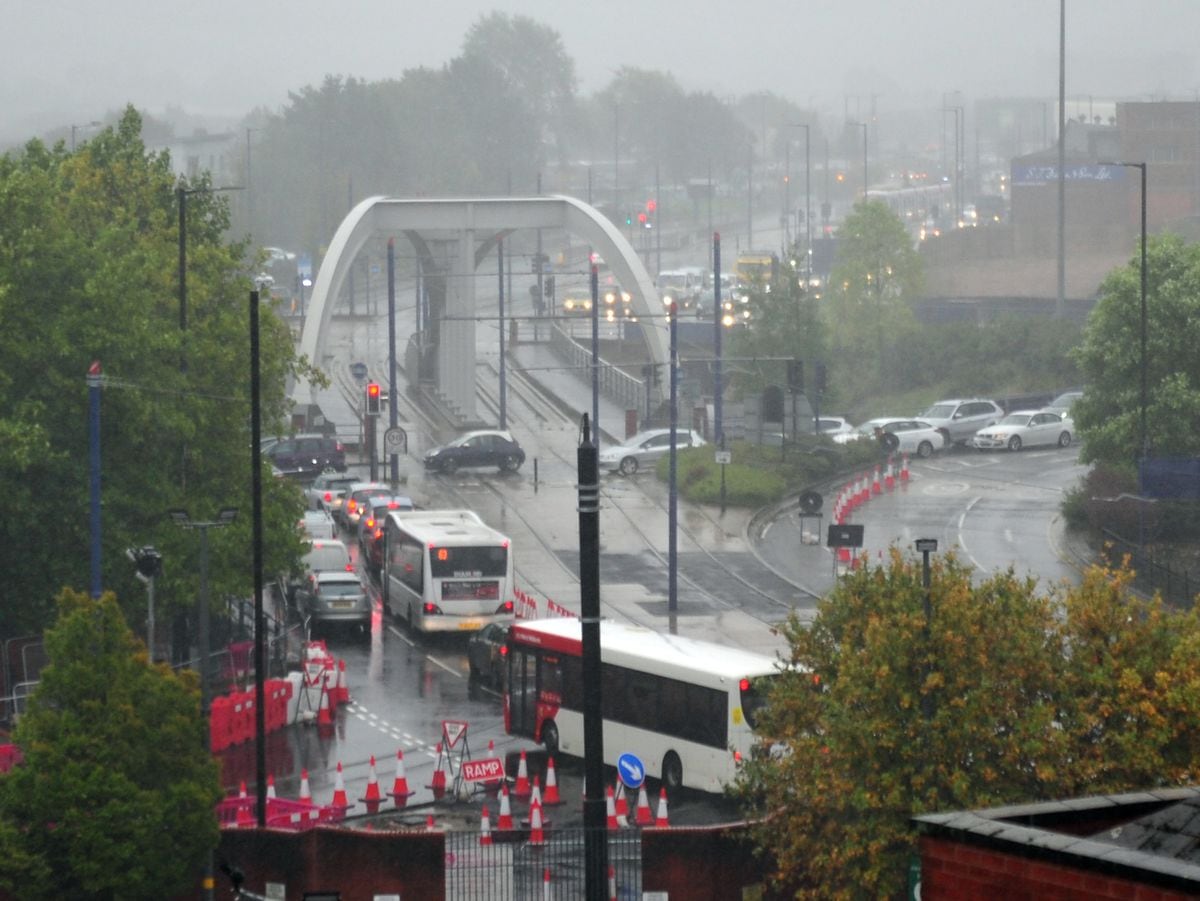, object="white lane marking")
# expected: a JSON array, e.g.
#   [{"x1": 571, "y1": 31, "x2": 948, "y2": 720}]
[
  {"x1": 762, "y1": 521, "x2": 773, "y2": 540},
  {"x1": 427, "y1": 654, "x2": 463, "y2": 678},
  {"x1": 956, "y1": 496, "x2": 985, "y2": 570},
  {"x1": 388, "y1": 624, "x2": 416, "y2": 647}
]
